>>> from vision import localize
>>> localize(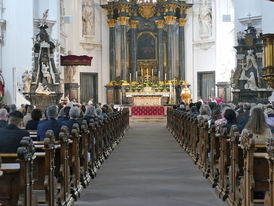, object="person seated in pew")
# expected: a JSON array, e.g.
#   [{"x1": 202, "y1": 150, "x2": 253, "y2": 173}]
[
  {"x1": 240, "y1": 107, "x2": 272, "y2": 144},
  {"x1": 26, "y1": 109, "x2": 42, "y2": 130},
  {"x1": 197, "y1": 104, "x2": 211, "y2": 121},
  {"x1": 23, "y1": 105, "x2": 34, "y2": 127},
  {"x1": 37, "y1": 105, "x2": 61, "y2": 141},
  {"x1": 57, "y1": 106, "x2": 71, "y2": 123},
  {"x1": 0, "y1": 111, "x2": 29, "y2": 153},
  {"x1": 96, "y1": 107, "x2": 103, "y2": 118},
  {"x1": 62, "y1": 106, "x2": 81, "y2": 133},
  {"x1": 83, "y1": 105, "x2": 97, "y2": 124},
  {"x1": 224, "y1": 108, "x2": 238, "y2": 133},
  {"x1": 0, "y1": 108, "x2": 8, "y2": 128},
  {"x1": 237, "y1": 103, "x2": 251, "y2": 133}
]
